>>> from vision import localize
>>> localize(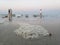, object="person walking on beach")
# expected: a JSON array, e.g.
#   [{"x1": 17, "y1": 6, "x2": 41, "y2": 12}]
[
  {"x1": 40, "y1": 9, "x2": 43, "y2": 18},
  {"x1": 8, "y1": 9, "x2": 12, "y2": 21}
]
